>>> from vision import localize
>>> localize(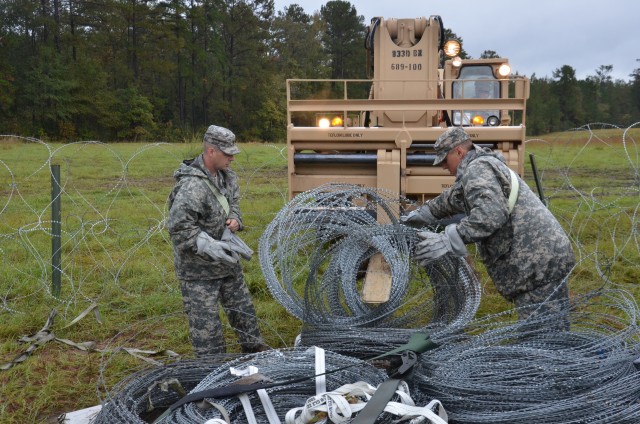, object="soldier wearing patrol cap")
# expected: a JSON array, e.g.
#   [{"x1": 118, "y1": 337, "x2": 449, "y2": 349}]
[
  {"x1": 431, "y1": 126, "x2": 470, "y2": 166},
  {"x1": 167, "y1": 125, "x2": 268, "y2": 355},
  {"x1": 402, "y1": 126, "x2": 575, "y2": 327},
  {"x1": 203, "y1": 124, "x2": 241, "y2": 155}
]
